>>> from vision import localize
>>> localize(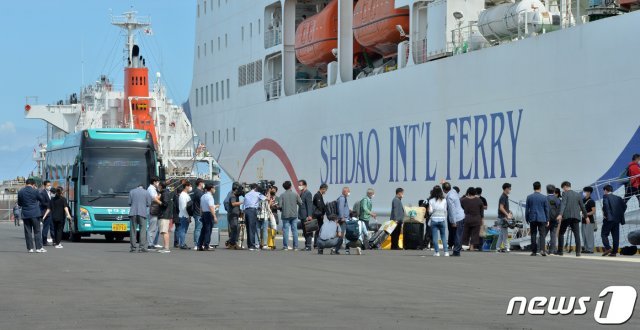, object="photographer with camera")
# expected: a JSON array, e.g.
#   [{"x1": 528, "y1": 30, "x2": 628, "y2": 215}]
[
  {"x1": 244, "y1": 183, "x2": 267, "y2": 251},
  {"x1": 224, "y1": 182, "x2": 244, "y2": 249}
]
